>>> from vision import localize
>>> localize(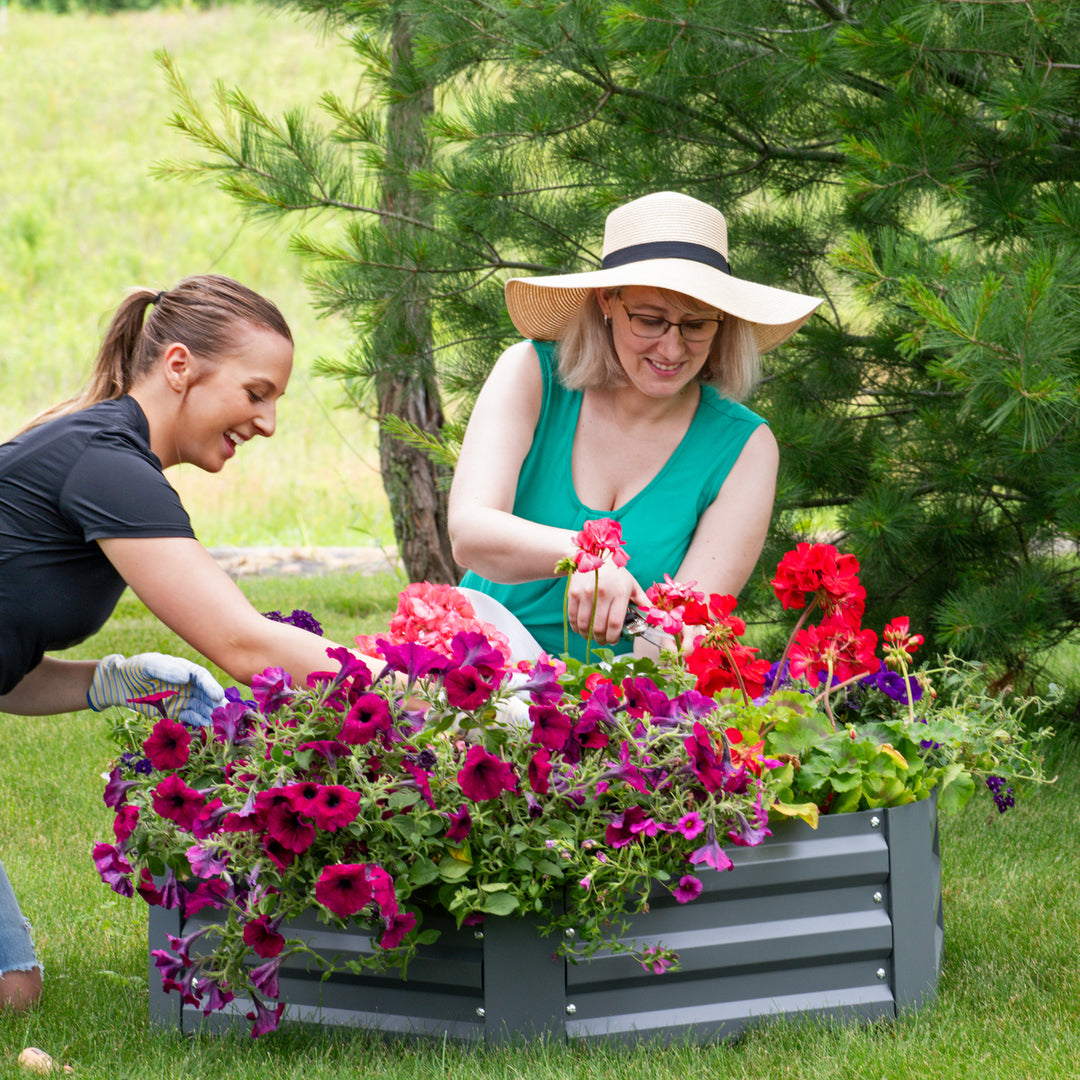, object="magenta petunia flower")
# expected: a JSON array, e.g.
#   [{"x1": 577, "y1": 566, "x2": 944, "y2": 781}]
[
  {"x1": 262, "y1": 835, "x2": 296, "y2": 871},
  {"x1": 448, "y1": 631, "x2": 507, "y2": 684},
  {"x1": 285, "y1": 780, "x2": 322, "y2": 816},
  {"x1": 528, "y1": 748, "x2": 552, "y2": 795},
  {"x1": 445, "y1": 804, "x2": 472, "y2": 844},
  {"x1": 247, "y1": 996, "x2": 285, "y2": 1037},
  {"x1": 113, "y1": 804, "x2": 140, "y2": 844},
  {"x1": 529, "y1": 704, "x2": 573, "y2": 752},
  {"x1": 103, "y1": 766, "x2": 139, "y2": 810},
  {"x1": 378, "y1": 910, "x2": 417, "y2": 950},
  {"x1": 186, "y1": 842, "x2": 229, "y2": 877},
  {"x1": 179, "y1": 878, "x2": 230, "y2": 916},
  {"x1": 250, "y1": 955, "x2": 284, "y2": 999},
  {"x1": 251, "y1": 667, "x2": 295, "y2": 713},
  {"x1": 641, "y1": 946, "x2": 674, "y2": 975},
  {"x1": 605, "y1": 806, "x2": 649, "y2": 848},
  {"x1": 677, "y1": 812, "x2": 705, "y2": 840},
  {"x1": 264, "y1": 804, "x2": 316, "y2": 854},
  {"x1": 401, "y1": 761, "x2": 436, "y2": 811},
  {"x1": 92, "y1": 841, "x2": 133, "y2": 897},
  {"x1": 376, "y1": 639, "x2": 447, "y2": 683},
  {"x1": 672, "y1": 875, "x2": 704, "y2": 903},
  {"x1": 243, "y1": 916, "x2": 286, "y2": 959},
  {"x1": 310, "y1": 785, "x2": 361, "y2": 830},
  {"x1": 151, "y1": 773, "x2": 207, "y2": 831},
  {"x1": 315, "y1": 863, "x2": 374, "y2": 918},
  {"x1": 199, "y1": 977, "x2": 235, "y2": 1016},
  {"x1": 457, "y1": 745, "x2": 517, "y2": 802},
  {"x1": 443, "y1": 664, "x2": 495, "y2": 710},
  {"x1": 367, "y1": 866, "x2": 398, "y2": 917},
  {"x1": 211, "y1": 699, "x2": 253, "y2": 746},
  {"x1": 339, "y1": 693, "x2": 393, "y2": 745},
  {"x1": 689, "y1": 823, "x2": 734, "y2": 873},
  {"x1": 142, "y1": 716, "x2": 192, "y2": 770}
]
